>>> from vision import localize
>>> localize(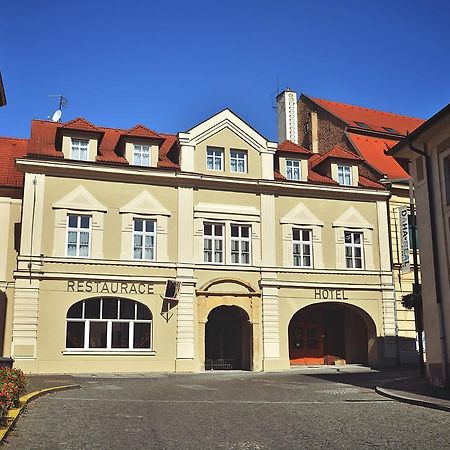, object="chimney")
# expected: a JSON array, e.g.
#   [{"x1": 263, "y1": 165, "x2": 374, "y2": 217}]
[
  {"x1": 276, "y1": 89, "x2": 298, "y2": 144},
  {"x1": 310, "y1": 110, "x2": 319, "y2": 153}
]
